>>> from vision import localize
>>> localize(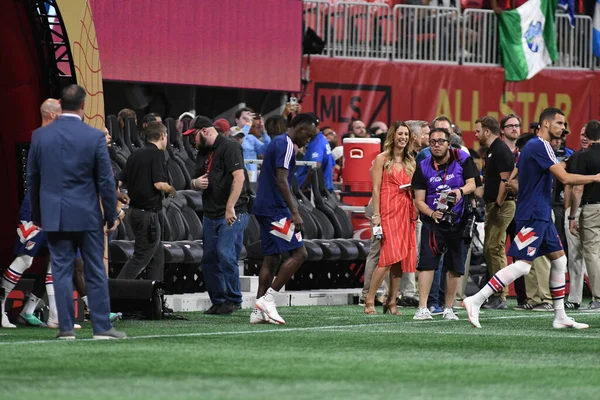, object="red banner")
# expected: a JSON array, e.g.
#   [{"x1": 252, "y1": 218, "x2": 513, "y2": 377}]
[
  {"x1": 303, "y1": 57, "x2": 600, "y2": 149},
  {"x1": 91, "y1": 0, "x2": 303, "y2": 92}
]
